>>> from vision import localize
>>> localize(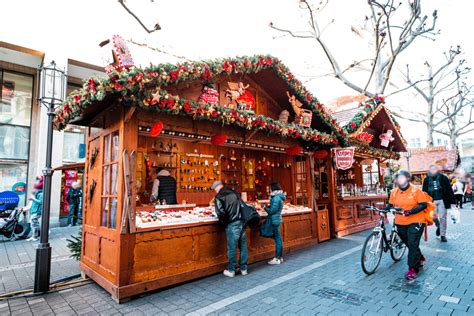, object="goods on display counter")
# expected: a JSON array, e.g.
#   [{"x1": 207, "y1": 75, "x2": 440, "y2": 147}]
[{"x1": 135, "y1": 202, "x2": 312, "y2": 228}]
